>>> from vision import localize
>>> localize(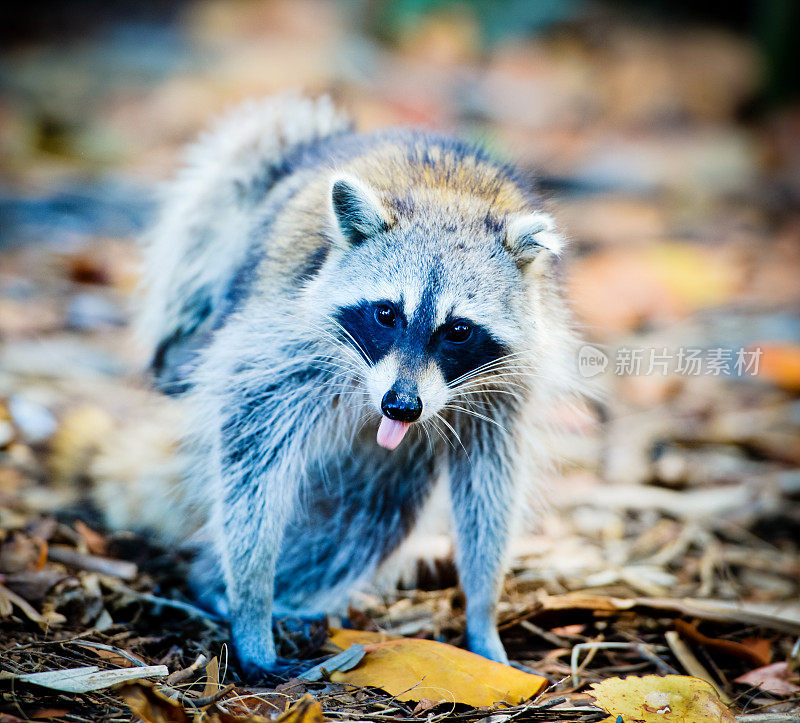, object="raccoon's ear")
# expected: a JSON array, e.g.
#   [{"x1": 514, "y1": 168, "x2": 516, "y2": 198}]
[
  {"x1": 330, "y1": 174, "x2": 391, "y2": 246},
  {"x1": 504, "y1": 211, "x2": 564, "y2": 266}
]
